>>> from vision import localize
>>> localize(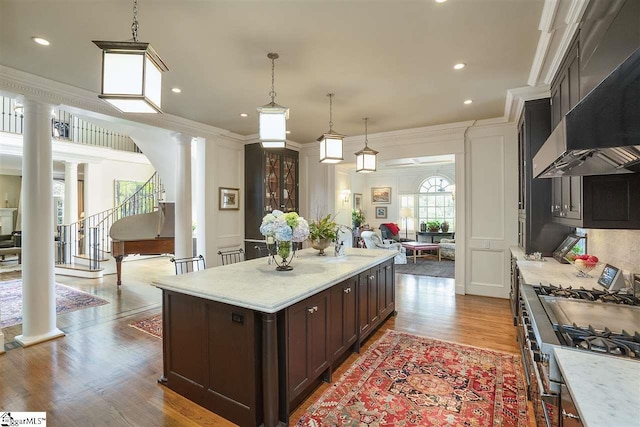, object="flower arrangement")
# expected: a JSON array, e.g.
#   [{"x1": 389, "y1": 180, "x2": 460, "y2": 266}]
[
  {"x1": 426, "y1": 220, "x2": 441, "y2": 232},
  {"x1": 260, "y1": 210, "x2": 309, "y2": 266}
]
